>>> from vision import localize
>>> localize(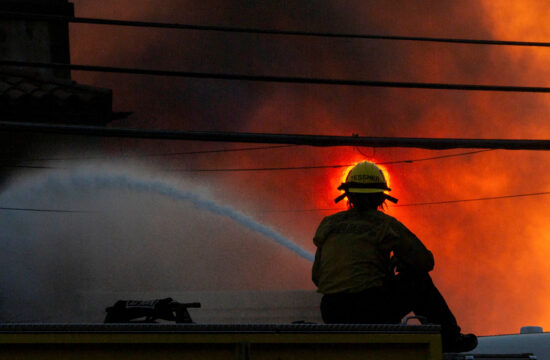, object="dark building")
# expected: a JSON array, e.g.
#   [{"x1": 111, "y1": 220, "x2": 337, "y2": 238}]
[
  {"x1": 0, "y1": 0, "x2": 126, "y2": 124},
  {"x1": 0, "y1": 68, "x2": 116, "y2": 125},
  {"x1": 0, "y1": 0, "x2": 129, "y2": 186},
  {"x1": 0, "y1": 0, "x2": 73, "y2": 79}
]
